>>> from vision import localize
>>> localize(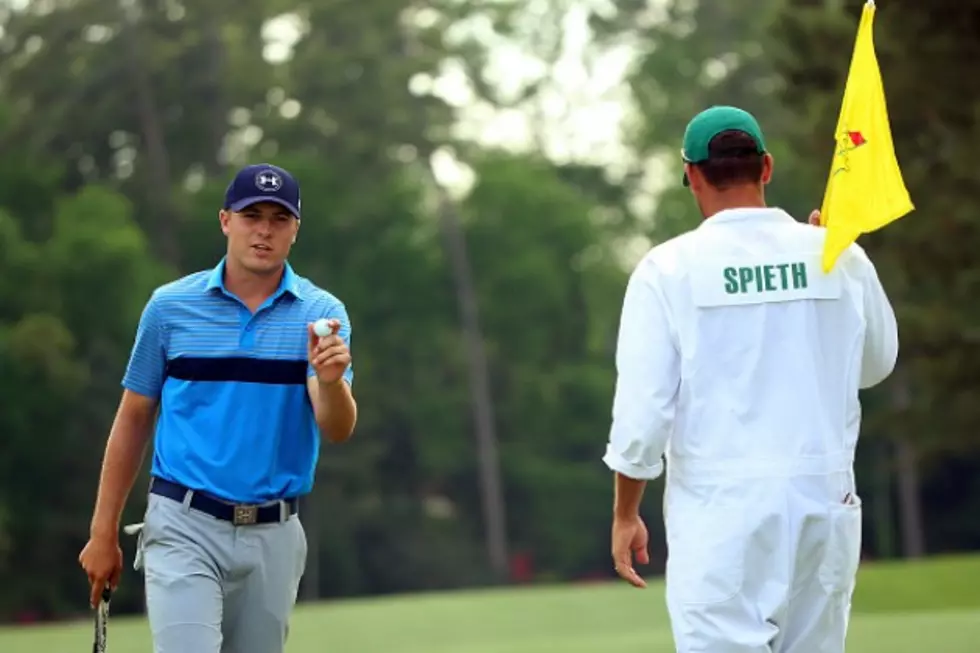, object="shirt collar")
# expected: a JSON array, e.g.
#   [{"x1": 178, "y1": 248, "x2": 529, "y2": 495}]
[
  {"x1": 698, "y1": 207, "x2": 796, "y2": 227},
  {"x1": 205, "y1": 257, "x2": 304, "y2": 301}
]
